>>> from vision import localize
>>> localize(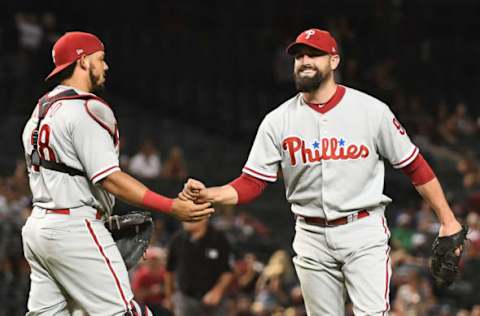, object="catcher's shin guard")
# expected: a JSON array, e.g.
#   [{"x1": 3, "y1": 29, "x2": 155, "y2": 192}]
[{"x1": 125, "y1": 300, "x2": 152, "y2": 316}]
